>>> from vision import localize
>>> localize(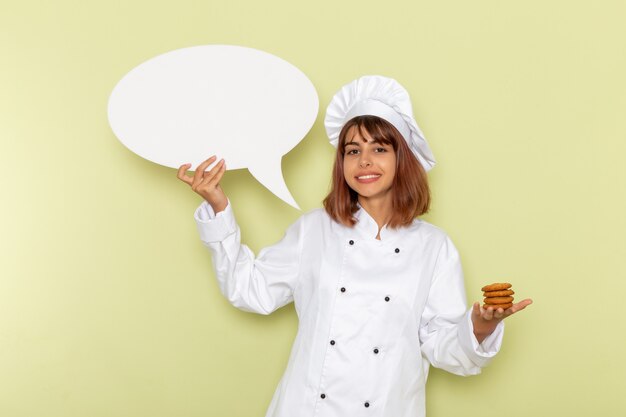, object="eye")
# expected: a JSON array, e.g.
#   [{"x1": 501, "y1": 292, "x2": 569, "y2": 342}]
[
  {"x1": 375, "y1": 147, "x2": 387, "y2": 153},
  {"x1": 345, "y1": 148, "x2": 359, "y2": 155}
]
